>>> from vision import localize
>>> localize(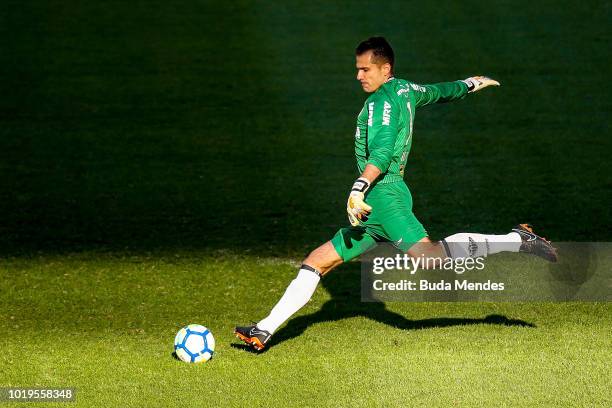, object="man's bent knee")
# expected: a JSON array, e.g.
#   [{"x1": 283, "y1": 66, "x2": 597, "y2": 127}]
[
  {"x1": 406, "y1": 237, "x2": 447, "y2": 269},
  {"x1": 303, "y1": 241, "x2": 343, "y2": 276}
]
